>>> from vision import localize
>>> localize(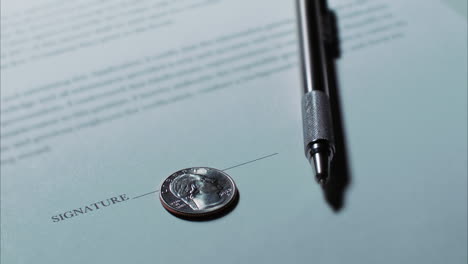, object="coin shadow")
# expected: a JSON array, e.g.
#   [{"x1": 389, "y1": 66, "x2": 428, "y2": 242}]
[
  {"x1": 167, "y1": 191, "x2": 240, "y2": 222},
  {"x1": 321, "y1": 3, "x2": 352, "y2": 212}
]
